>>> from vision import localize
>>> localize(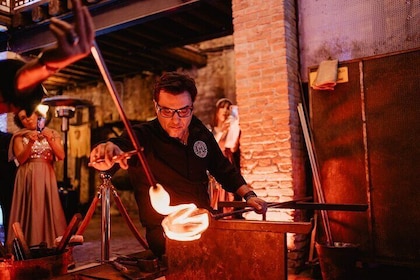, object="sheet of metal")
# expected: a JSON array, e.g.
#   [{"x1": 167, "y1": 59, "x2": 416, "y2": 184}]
[{"x1": 166, "y1": 219, "x2": 313, "y2": 280}]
